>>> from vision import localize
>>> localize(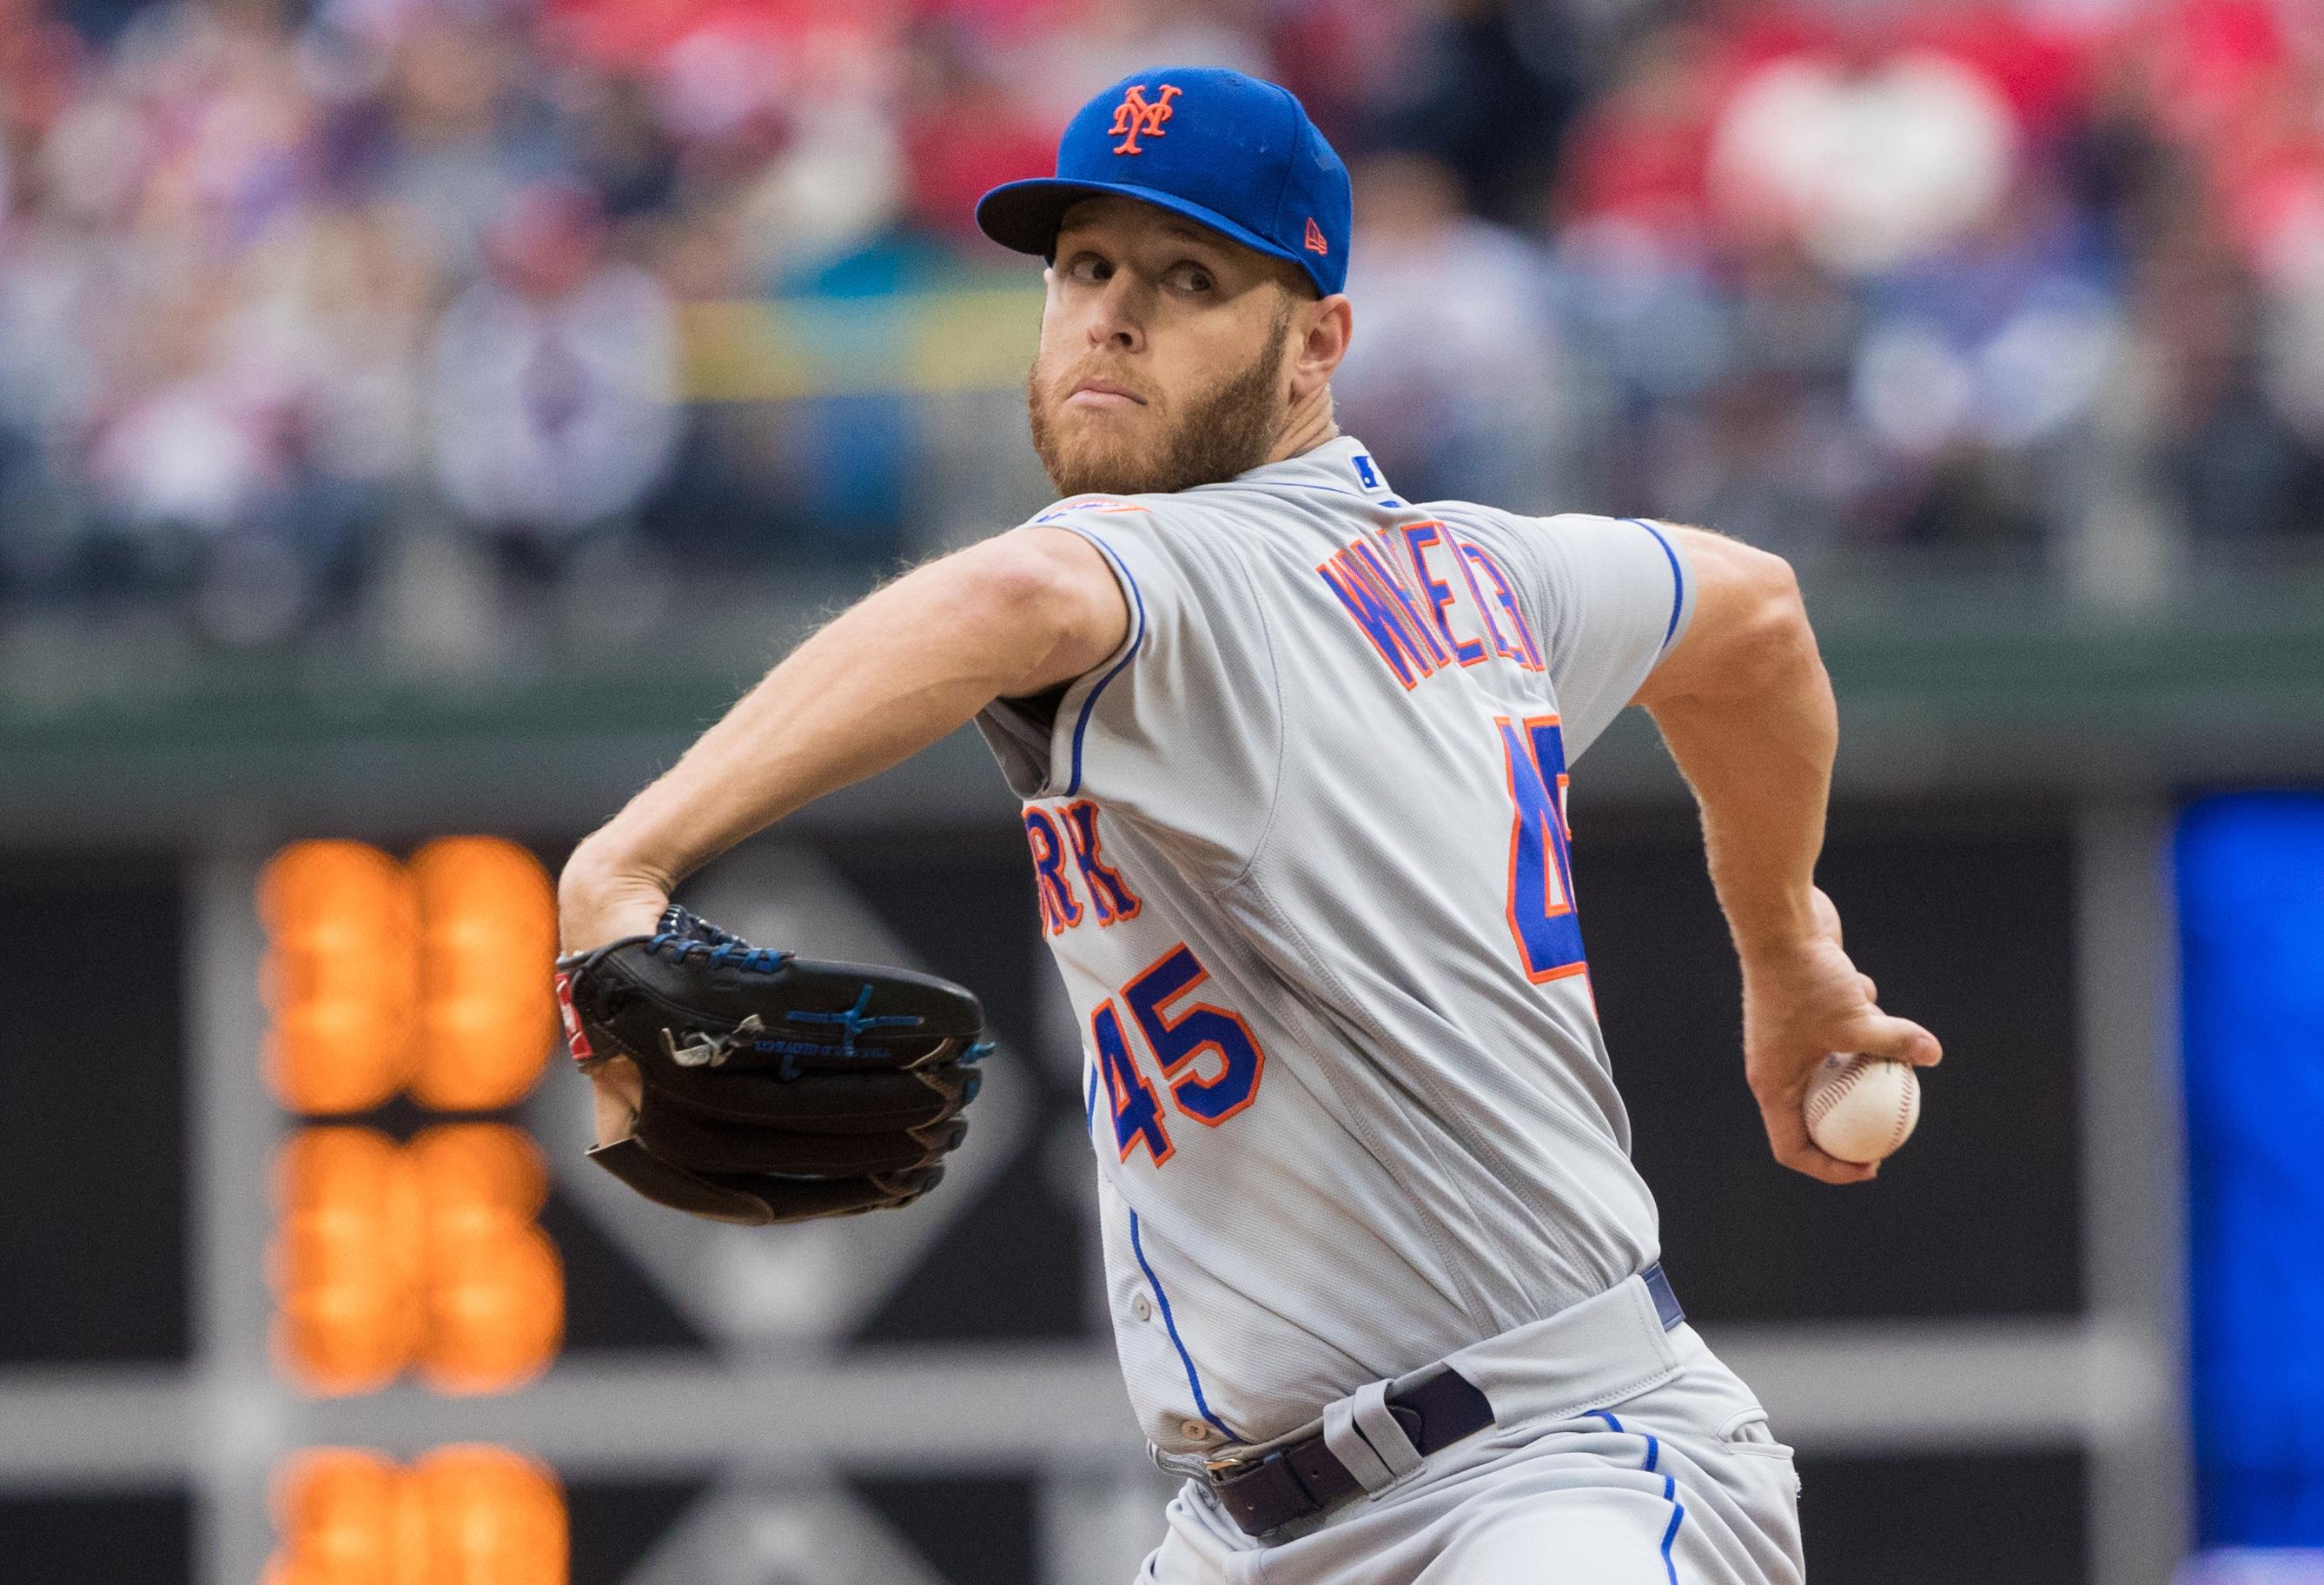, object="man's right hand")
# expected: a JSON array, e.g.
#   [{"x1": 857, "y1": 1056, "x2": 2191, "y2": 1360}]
[{"x1": 1740, "y1": 886, "x2": 1942, "y2": 1184}]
